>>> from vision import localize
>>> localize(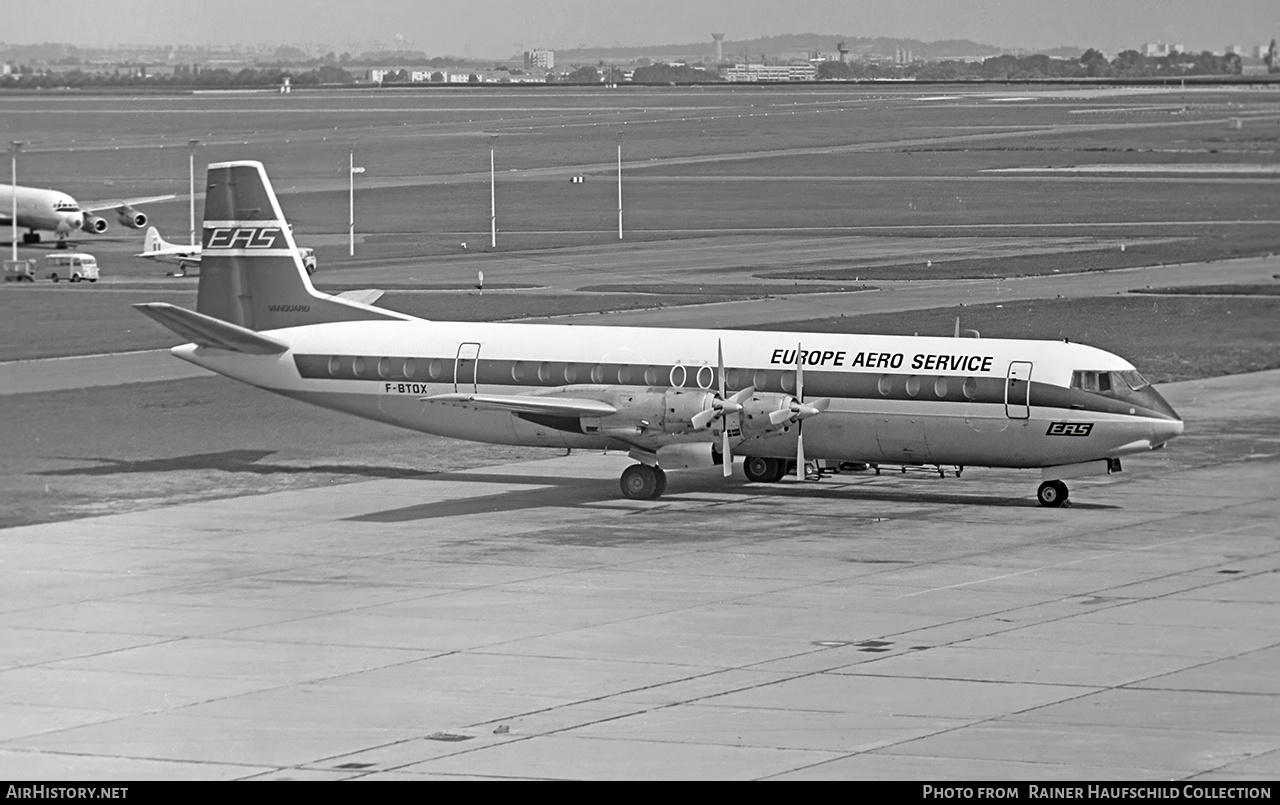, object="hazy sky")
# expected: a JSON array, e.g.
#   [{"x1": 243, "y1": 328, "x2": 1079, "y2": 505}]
[{"x1": 3, "y1": 0, "x2": 1276, "y2": 56}]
